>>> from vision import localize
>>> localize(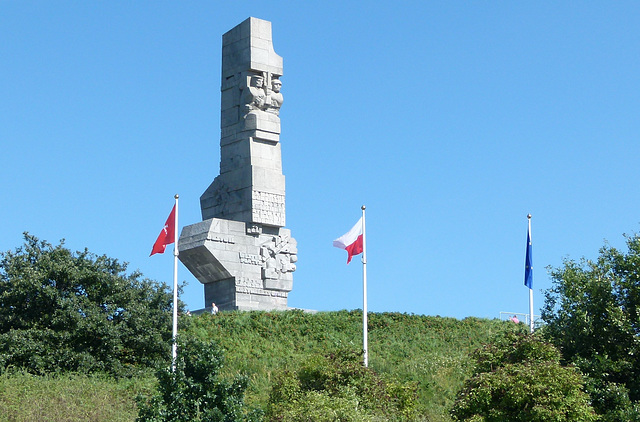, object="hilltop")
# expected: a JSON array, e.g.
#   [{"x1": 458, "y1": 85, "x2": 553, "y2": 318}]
[{"x1": 0, "y1": 310, "x2": 517, "y2": 421}]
